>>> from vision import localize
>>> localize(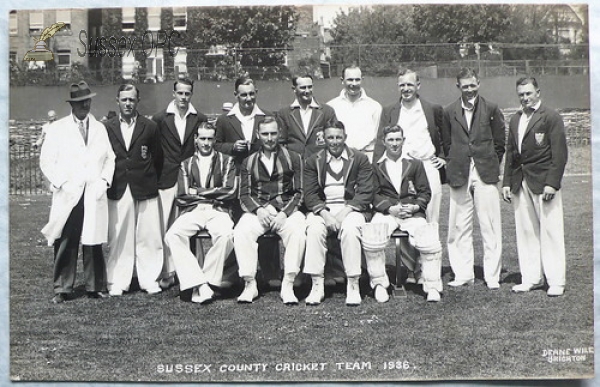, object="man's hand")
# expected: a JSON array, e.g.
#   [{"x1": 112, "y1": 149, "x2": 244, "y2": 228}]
[
  {"x1": 270, "y1": 212, "x2": 287, "y2": 233},
  {"x1": 256, "y1": 207, "x2": 274, "y2": 229},
  {"x1": 233, "y1": 140, "x2": 250, "y2": 152},
  {"x1": 334, "y1": 206, "x2": 354, "y2": 225},
  {"x1": 398, "y1": 204, "x2": 417, "y2": 219},
  {"x1": 320, "y1": 210, "x2": 339, "y2": 234},
  {"x1": 543, "y1": 185, "x2": 557, "y2": 201},
  {"x1": 430, "y1": 156, "x2": 446, "y2": 170},
  {"x1": 502, "y1": 187, "x2": 512, "y2": 203},
  {"x1": 95, "y1": 179, "x2": 108, "y2": 200}
]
